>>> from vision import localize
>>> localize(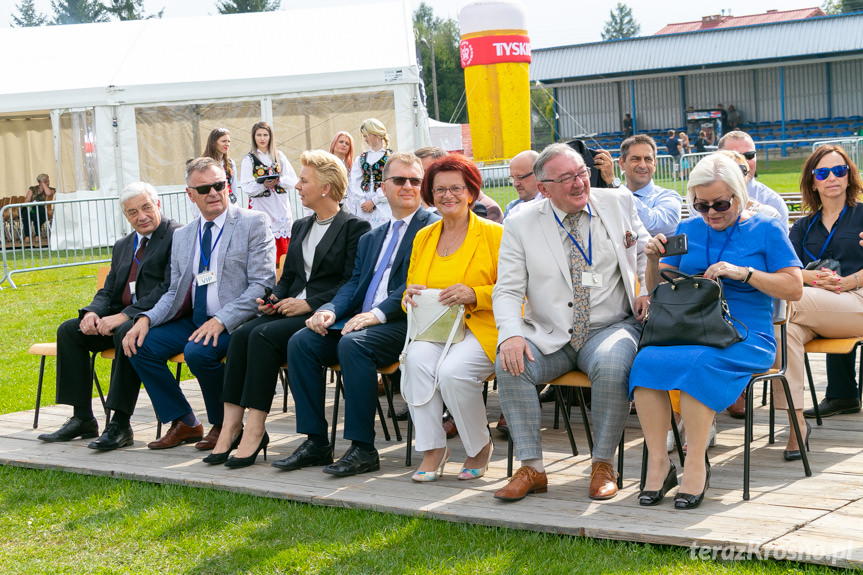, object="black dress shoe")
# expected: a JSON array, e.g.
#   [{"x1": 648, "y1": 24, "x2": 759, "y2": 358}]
[
  {"x1": 392, "y1": 404, "x2": 410, "y2": 422},
  {"x1": 322, "y1": 445, "x2": 380, "y2": 476},
  {"x1": 804, "y1": 397, "x2": 861, "y2": 419},
  {"x1": 674, "y1": 462, "x2": 710, "y2": 510},
  {"x1": 271, "y1": 439, "x2": 333, "y2": 471},
  {"x1": 538, "y1": 385, "x2": 556, "y2": 403},
  {"x1": 38, "y1": 416, "x2": 98, "y2": 443},
  {"x1": 87, "y1": 421, "x2": 134, "y2": 451},
  {"x1": 202, "y1": 429, "x2": 243, "y2": 465},
  {"x1": 783, "y1": 422, "x2": 812, "y2": 461},
  {"x1": 225, "y1": 432, "x2": 269, "y2": 469},
  {"x1": 639, "y1": 461, "x2": 678, "y2": 506}
]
